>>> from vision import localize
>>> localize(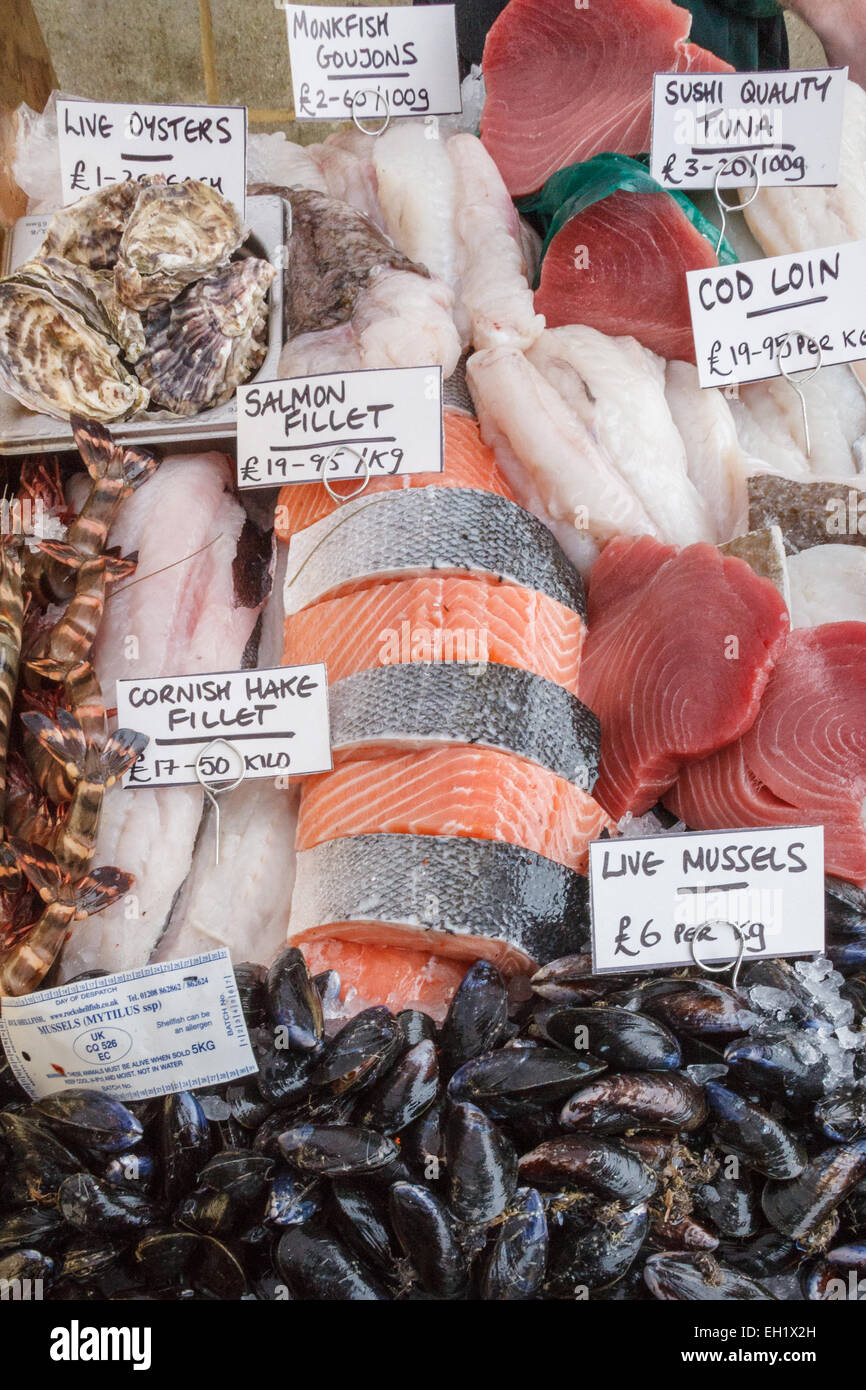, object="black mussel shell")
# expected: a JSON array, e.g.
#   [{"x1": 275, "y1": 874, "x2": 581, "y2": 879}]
[
  {"x1": 644, "y1": 1252, "x2": 776, "y2": 1300},
  {"x1": 530, "y1": 954, "x2": 619, "y2": 1006},
  {"x1": 251, "y1": 1028, "x2": 321, "y2": 1106},
  {"x1": 354, "y1": 1039, "x2": 438, "y2": 1135},
  {"x1": 102, "y1": 1149, "x2": 156, "y2": 1191},
  {"x1": 265, "y1": 947, "x2": 323, "y2": 1051},
  {"x1": 59, "y1": 1173, "x2": 159, "y2": 1237},
  {"x1": 329, "y1": 1182, "x2": 402, "y2": 1276},
  {"x1": 449, "y1": 1044, "x2": 605, "y2": 1119},
  {"x1": 546, "y1": 1197, "x2": 648, "y2": 1297},
  {"x1": 439, "y1": 961, "x2": 508, "y2": 1069},
  {"x1": 264, "y1": 1171, "x2": 324, "y2": 1227},
  {"x1": 277, "y1": 1123, "x2": 398, "y2": 1176},
  {"x1": 389, "y1": 1181, "x2": 468, "y2": 1299},
  {"x1": 723, "y1": 1031, "x2": 834, "y2": 1105},
  {"x1": 0, "y1": 1112, "x2": 85, "y2": 1204},
  {"x1": 649, "y1": 1213, "x2": 719, "y2": 1253},
  {"x1": 801, "y1": 1241, "x2": 866, "y2": 1300},
  {"x1": 135, "y1": 1230, "x2": 246, "y2": 1299},
  {"x1": 276, "y1": 1226, "x2": 388, "y2": 1300},
  {"x1": 401, "y1": 1098, "x2": 445, "y2": 1181},
  {"x1": 560, "y1": 1072, "x2": 706, "y2": 1135},
  {"x1": 176, "y1": 1188, "x2": 237, "y2": 1238},
  {"x1": 233, "y1": 961, "x2": 267, "y2": 1031},
  {"x1": 313, "y1": 969, "x2": 341, "y2": 1009},
  {"x1": 717, "y1": 1231, "x2": 799, "y2": 1278},
  {"x1": 612, "y1": 979, "x2": 757, "y2": 1039},
  {"x1": 518, "y1": 1135, "x2": 656, "y2": 1205},
  {"x1": 445, "y1": 1101, "x2": 517, "y2": 1223},
  {"x1": 814, "y1": 1089, "x2": 866, "y2": 1143},
  {"x1": 705, "y1": 1081, "x2": 807, "y2": 1179},
  {"x1": 226, "y1": 1079, "x2": 275, "y2": 1130},
  {"x1": 481, "y1": 1187, "x2": 548, "y2": 1300},
  {"x1": 762, "y1": 1139, "x2": 866, "y2": 1241},
  {"x1": 0, "y1": 1204, "x2": 66, "y2": 1253},
  {"x1": 197, "y1": 1150, "x2": 274, "y2": 1202},
  {"x1": 159, "y1": 1091, "x2": 212, "y2": 1203},
  {"x1": 695, "y1": 1171, "x2": 761, "y2": 1240},
  {"x1": 533, "y1": 1004, "x2": 681, "y2": 1071},
  {"x1": 312, "y1": 1007, "x2": 402, "y2": 1095},
  {"x1": 59, "y1": 1238, "x2": 120, "y2": 1283},
  {"x1": 0, "y1": 1247, "x2": 54, "y2": 1288},
  {"x1": 396, "y1": 1009, "x2": 437, "y2": 1047},
  {"x1": 28, "y1": 1088, "x2": 142, "y2": 1155}
]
